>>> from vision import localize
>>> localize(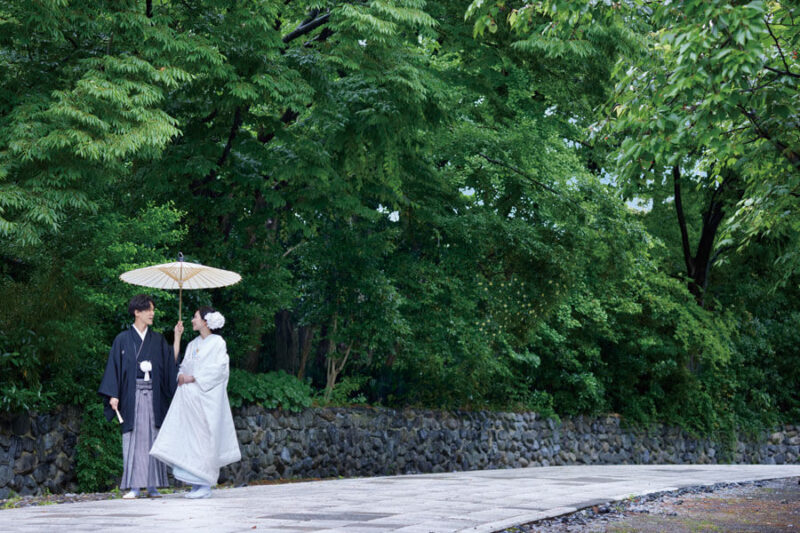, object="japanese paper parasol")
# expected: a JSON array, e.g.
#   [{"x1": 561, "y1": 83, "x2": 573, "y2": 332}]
[{"x1": 119, "y1": 253, "x2": 241, "y2": 320}]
